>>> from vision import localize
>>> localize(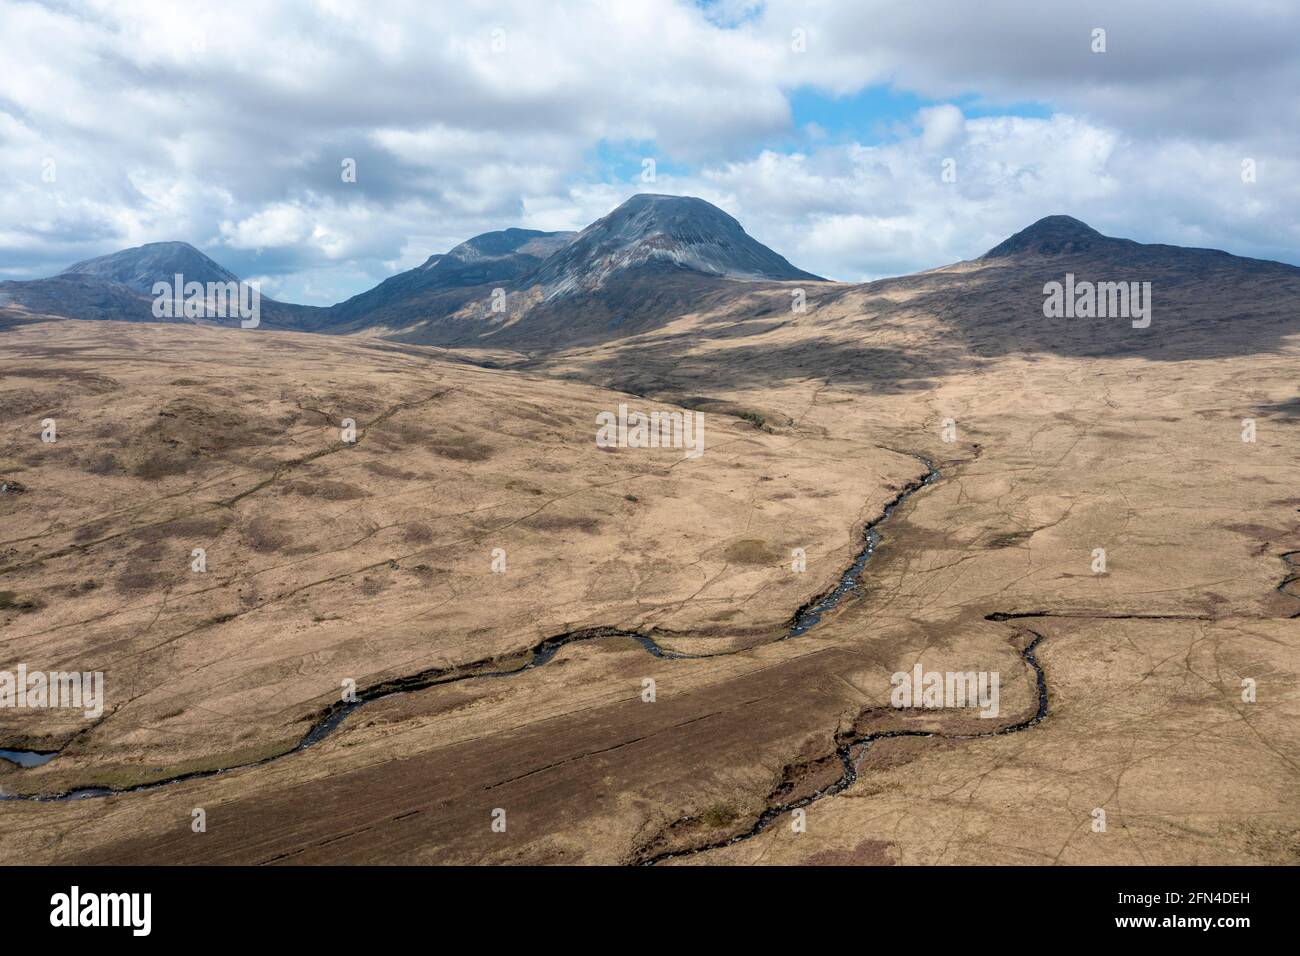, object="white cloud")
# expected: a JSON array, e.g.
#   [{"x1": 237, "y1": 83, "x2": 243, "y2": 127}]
[
  {"x1": 0, "y1": 0, "x2": 1295, "y2": 299},
  {"x1": 918, "y1": 105, "x2": 965, "y2": 152},
  {"x1": 669, "y1": 110, "x2": 1300, "y2": 281}
]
